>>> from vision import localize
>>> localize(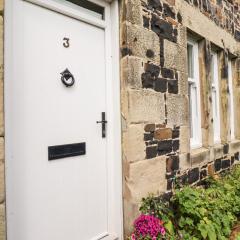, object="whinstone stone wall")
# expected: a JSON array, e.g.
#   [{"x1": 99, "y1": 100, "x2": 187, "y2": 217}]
[
  {"x1": 0, "y1": 0, "x2": 4, "y2": 239},
  {"x1": 120, "y1": 0, "x2": 240, "y2": 237}
]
